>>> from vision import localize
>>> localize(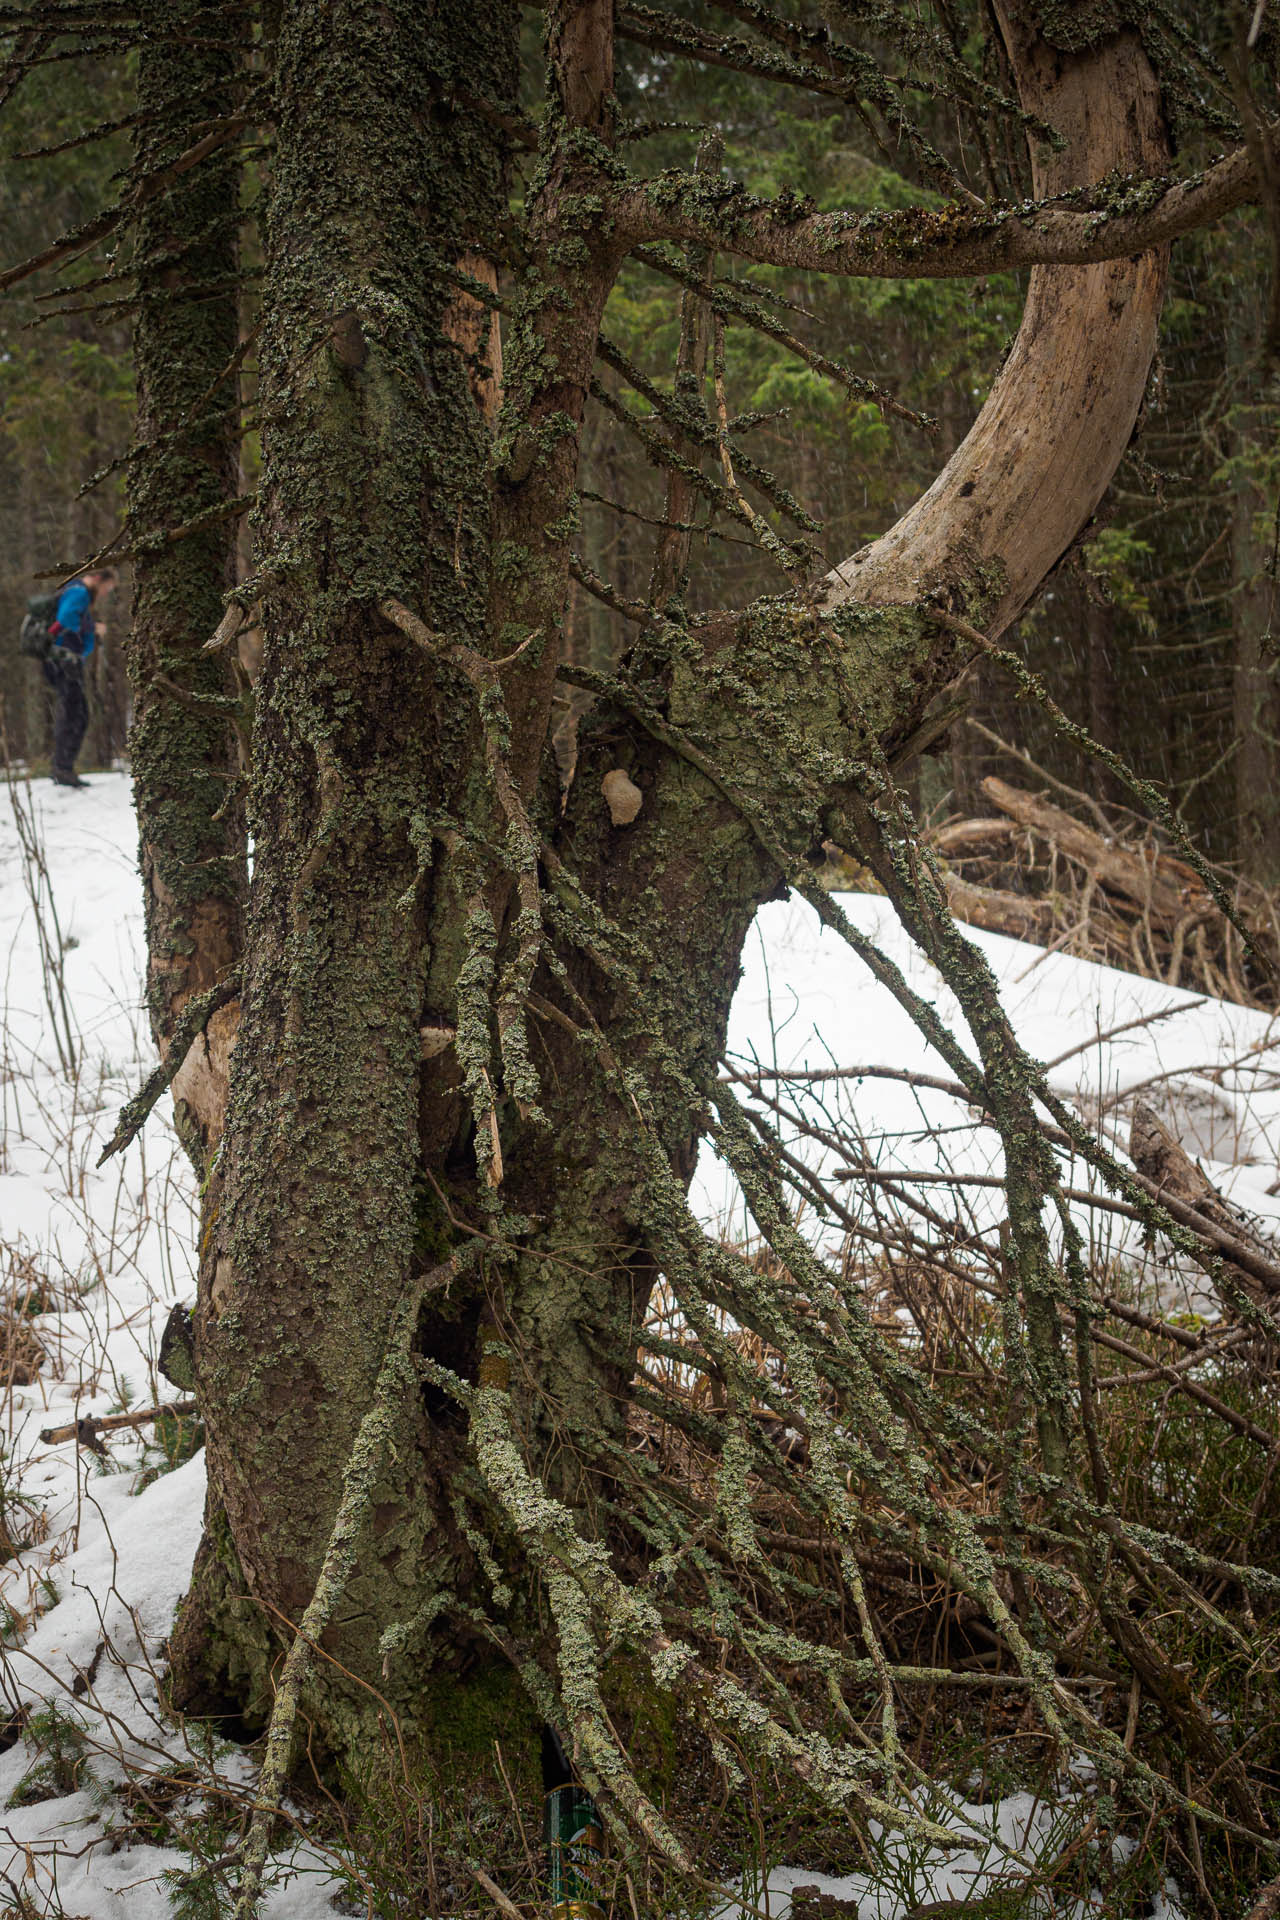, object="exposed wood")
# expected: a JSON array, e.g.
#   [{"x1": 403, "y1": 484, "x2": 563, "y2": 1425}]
[
  {"x1": 941, "y1": 871, "x2": 1053, "y2": 942},
  {"x1": 821, "y1": 7, "x2": 1170, "y2": 638},
  {"x1": 40, "y1": 1399, "x2": 198, "y2": 1447},
  {"x1": 981, "y1": 776, "x2": 1205, "y2": 921},
  {"x1": 925, "y1": 778, "x2": 1275, "y2": 1005},
  {"x1": 440, "y1": 251, "x2": 504, "y2": 423},
  {"x1": 929, "y1": 817, "x2": 1021, "y2": 860}
]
